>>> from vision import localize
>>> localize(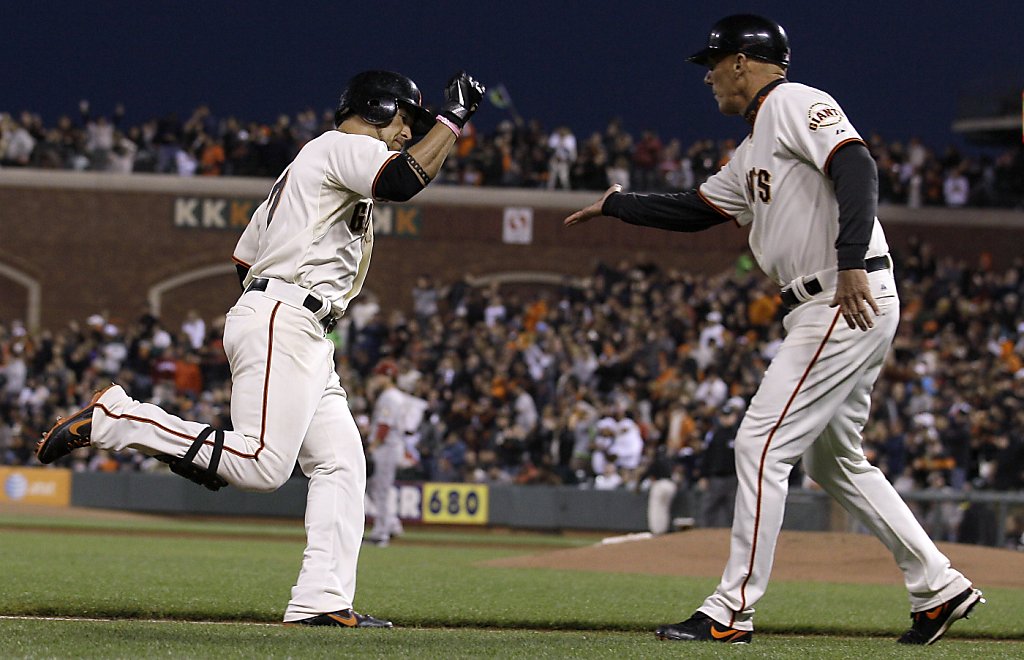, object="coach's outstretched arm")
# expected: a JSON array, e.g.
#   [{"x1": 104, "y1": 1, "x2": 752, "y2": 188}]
[
  {"x1": 563, "y1": 184, "x2": 623, "y2": 227},
  {"x1": 564, "y1": 184, "x2": 730, "y2": 232}
]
